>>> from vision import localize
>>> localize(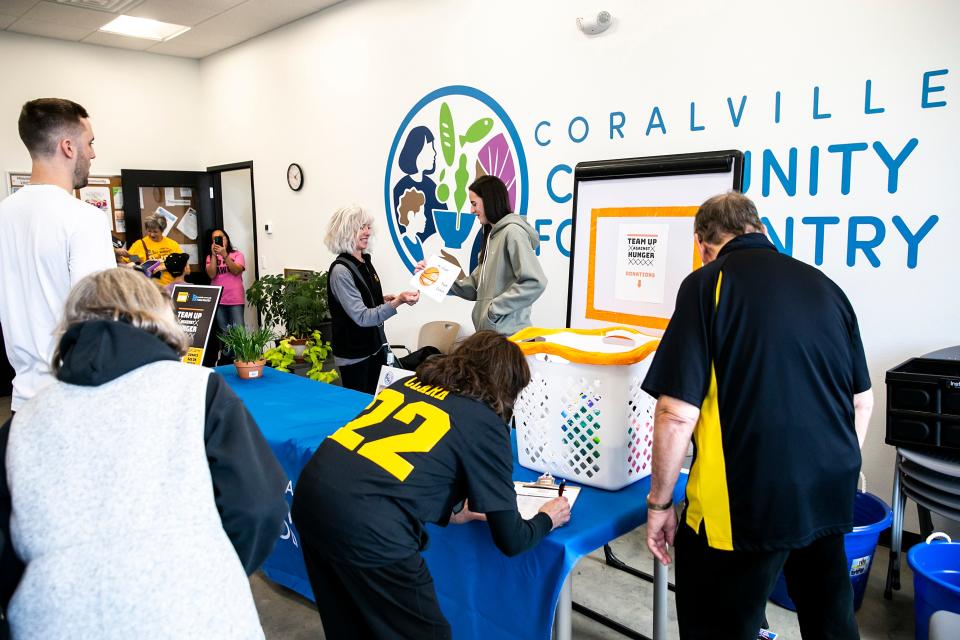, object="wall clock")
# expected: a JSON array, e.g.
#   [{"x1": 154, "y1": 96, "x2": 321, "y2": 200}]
[{"x1": 287, "y1": 163, "x2": 304, "y2": 191}]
